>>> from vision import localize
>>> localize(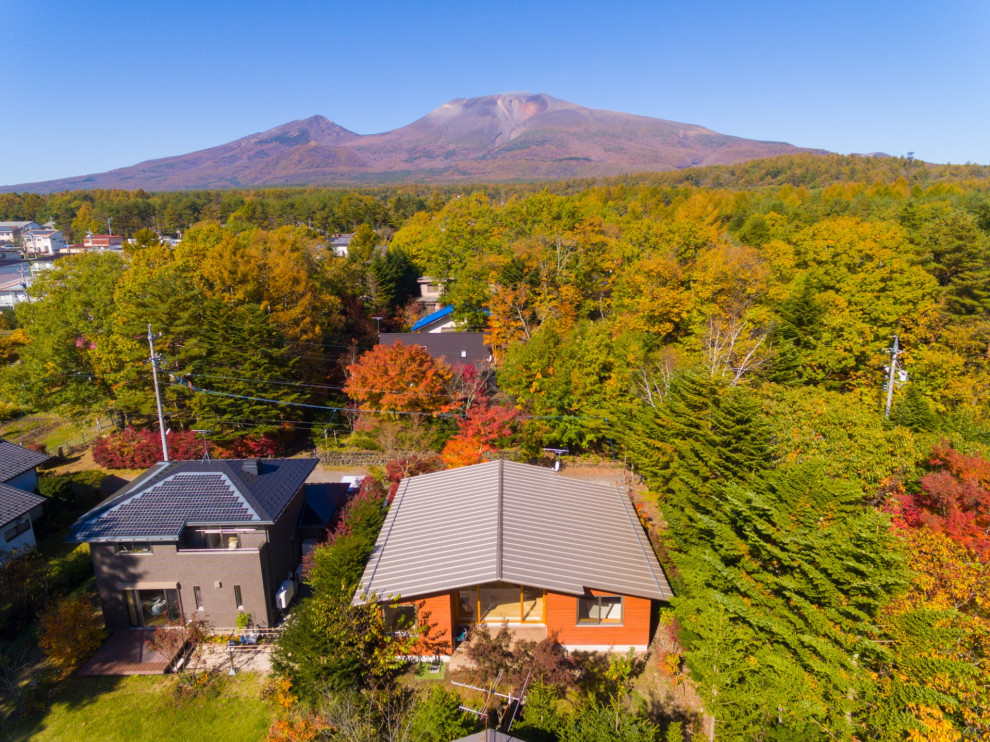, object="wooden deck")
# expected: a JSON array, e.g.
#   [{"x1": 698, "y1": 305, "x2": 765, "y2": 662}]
[
  {"x1": 448, "y1": 625, "x2": 548, "y2": 673},
  {"x1": 78, "y1": 629, "x2": 186, "y2": 676}
]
